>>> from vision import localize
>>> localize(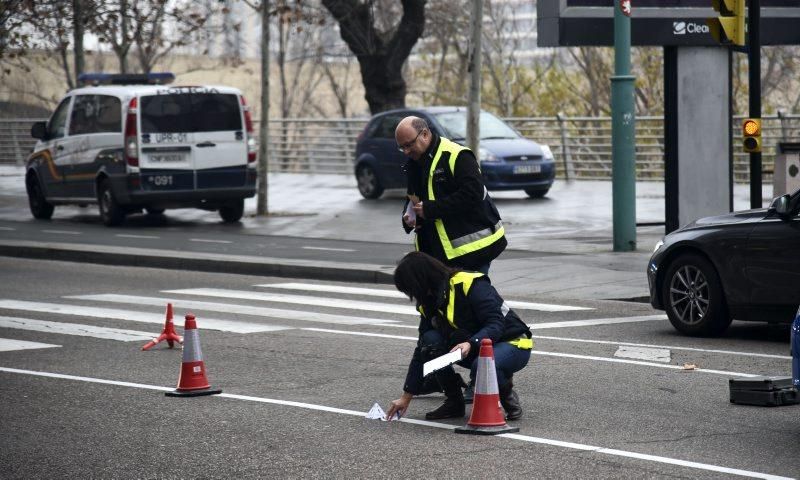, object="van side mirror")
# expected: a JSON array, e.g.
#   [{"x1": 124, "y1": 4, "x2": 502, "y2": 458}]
[
  {"x1": 770, "y1": 194, "x2": 791, "y2": 216},
  {"x1": 31, "y1": 121, "x2": 47, "y2": 140}
]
